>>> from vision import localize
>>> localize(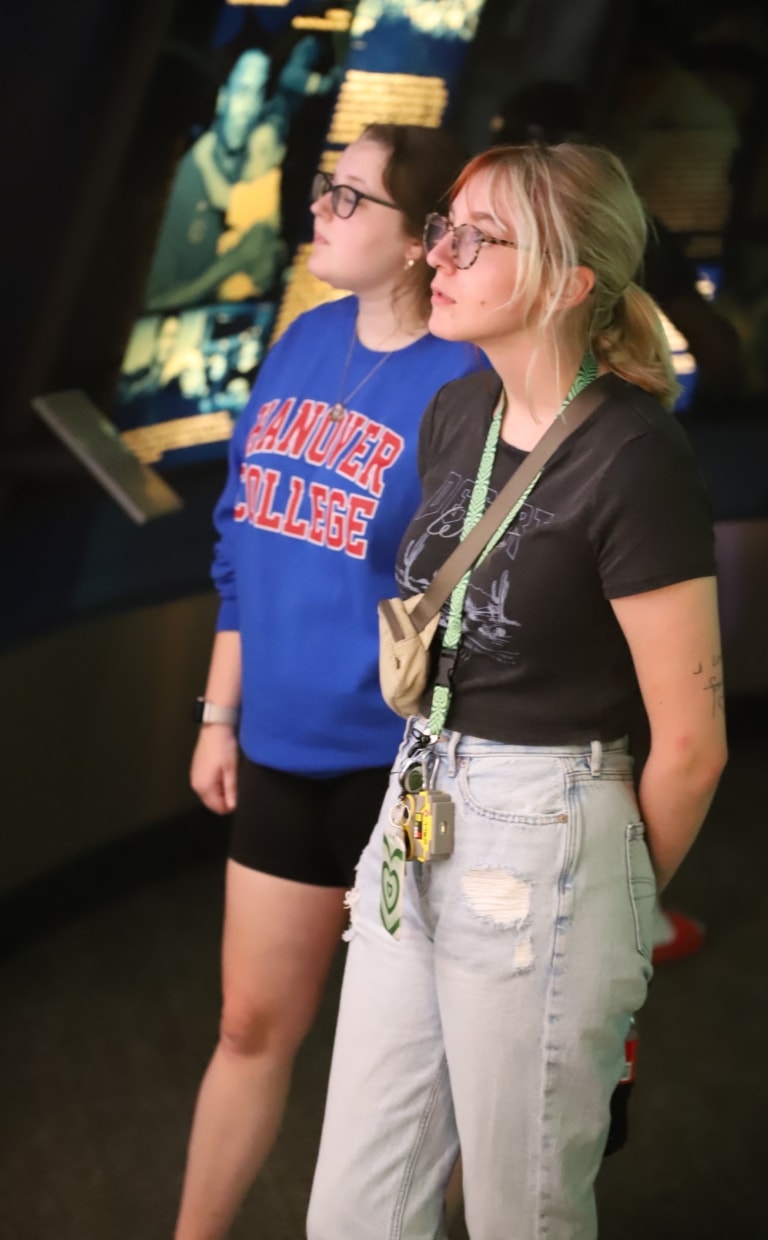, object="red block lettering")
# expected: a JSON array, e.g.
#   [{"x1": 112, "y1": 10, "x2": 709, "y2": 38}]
[
  {"x1": 245, "y1": 400, "x2": 278, "y2": 456},
  {"x1": 307, "y1": 482, "x2": 329, "y2": 545},
  {"x1": 256, "y1": 399, "x2": 296, "y2": 454},
  {"x1": 357, "y1": 428, "x2": 404, "y2": 497},
  {"x1": 305, "y1": 410, "x2": 339, "y2": 465},
  {"x1": 324, "y1": 412, "x2": 368, "y2": 470},
  {"x1": 244, "y1": 465, "x2": 262, "y2": 525},
  {"x1": 337, "y1": 422, "x2": 382, "y2": 484},
  {"x1": 253, "y1": 468, "x2": 282, "y2": 531},
  {"x1": 275, "y1": 400, "x2": 327, "y2": 458},
  {"x1": 346, "y1": 494, "x2": 378, "y2": 558},
  {"x1": 325, "y1": 488, "x2": 348, "y2": 551},
  {"x1": 282, "y1": 476, "x2": 309, "y2": 539}
]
